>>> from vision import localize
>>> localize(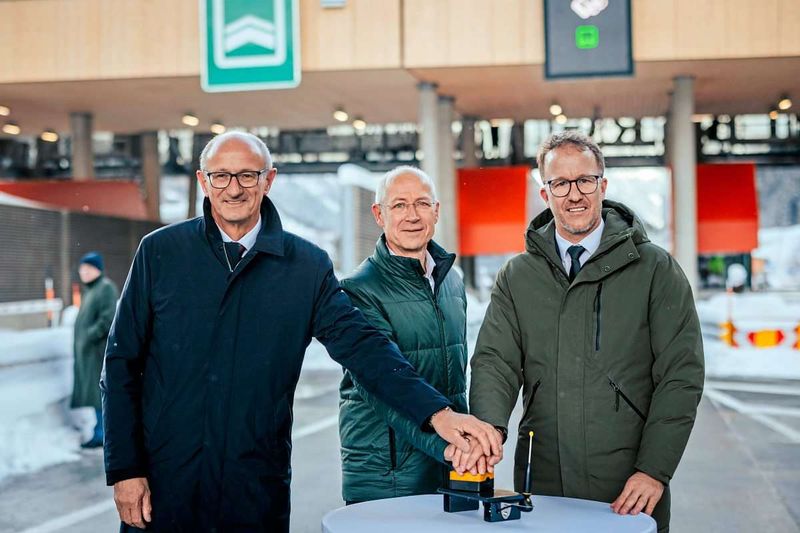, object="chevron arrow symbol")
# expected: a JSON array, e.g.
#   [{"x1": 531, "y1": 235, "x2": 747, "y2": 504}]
[{"x1": 224, "y1": 15, "x2": 277, "y2": 53}]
